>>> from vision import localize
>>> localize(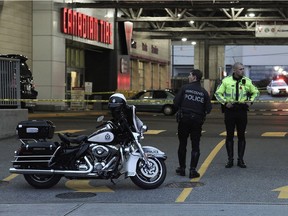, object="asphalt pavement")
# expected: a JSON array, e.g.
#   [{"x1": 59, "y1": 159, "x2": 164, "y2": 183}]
[
  {"x1": 1, "y1": 105, "x2": 288, "y2": 216},
  {"x1": 1, "y1": 202, "x2": 288, "y2": 216}
]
